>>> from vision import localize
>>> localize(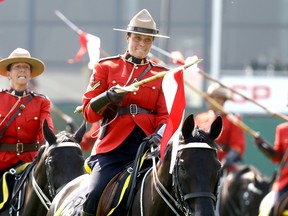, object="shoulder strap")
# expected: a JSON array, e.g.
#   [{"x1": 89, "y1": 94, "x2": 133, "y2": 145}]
[
  {"x1": 0, "y1": 94, "x2": 34, "y2": 139},
  {"x1": 133, "y1": 62, "x2": 152, "y2": 83}
]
